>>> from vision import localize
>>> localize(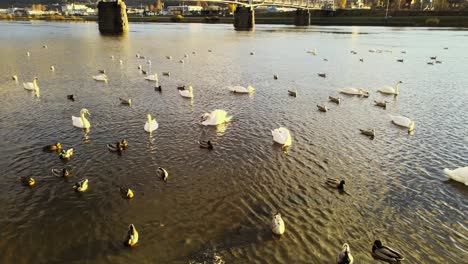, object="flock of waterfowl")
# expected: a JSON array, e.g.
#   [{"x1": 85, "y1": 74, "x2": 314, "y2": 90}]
[{"x1": 10, "y1": 43, "x2": 467, "y2": 263}]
